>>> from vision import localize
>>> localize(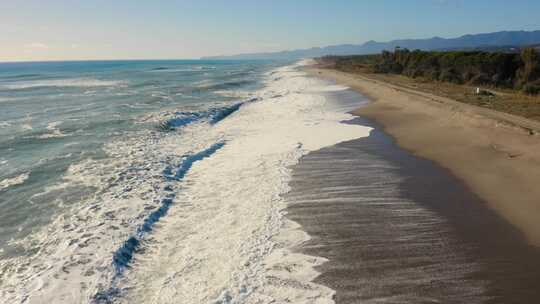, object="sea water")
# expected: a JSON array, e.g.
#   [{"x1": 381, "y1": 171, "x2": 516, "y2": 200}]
[{"x1": 0, "y1": 60, "x2": 371, "y2": 303}]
